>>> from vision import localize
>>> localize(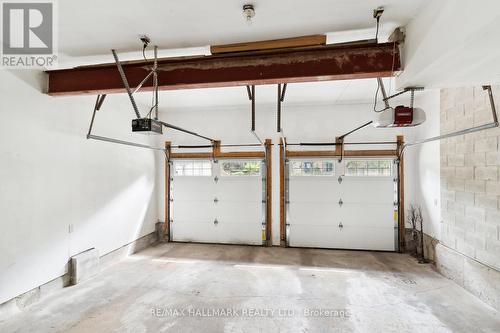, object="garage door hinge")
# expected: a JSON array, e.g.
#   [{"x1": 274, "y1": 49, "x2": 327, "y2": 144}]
[
  {"x1": 338, "y1": 198, "x2": 343, "y2": 207},
  {"x1": 338, "y1": 176, "x2": 343, "y2": 184}
]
